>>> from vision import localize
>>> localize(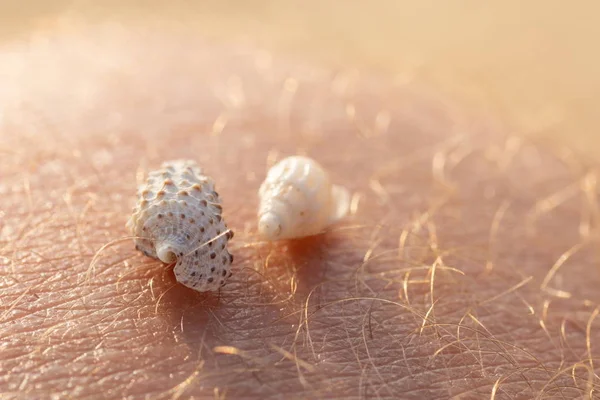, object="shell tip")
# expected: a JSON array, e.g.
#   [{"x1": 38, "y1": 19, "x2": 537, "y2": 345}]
[
  {"x1": 330, "y1": 184, "x2": 351, "y2": 222},
  {"x1": 258, "y1": 212, "x2": 282, "y2": 240}
]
